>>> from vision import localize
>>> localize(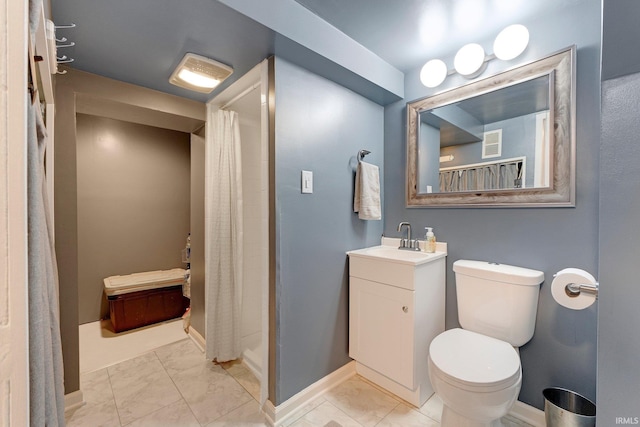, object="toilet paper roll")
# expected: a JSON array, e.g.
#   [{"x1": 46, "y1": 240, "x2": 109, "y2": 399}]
[{"x1": 551, "y1": 268, "x2": 597, "y2": 310}]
